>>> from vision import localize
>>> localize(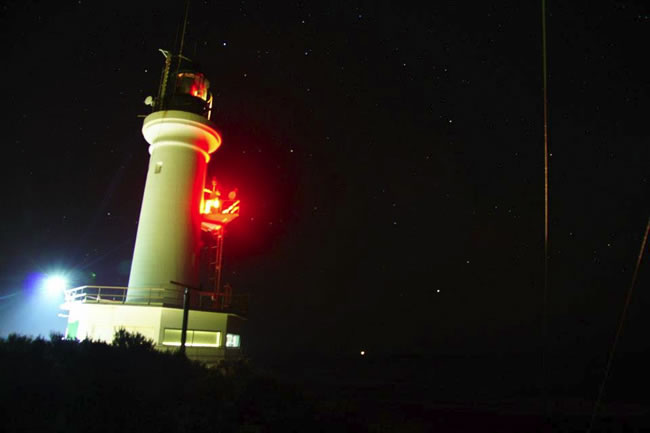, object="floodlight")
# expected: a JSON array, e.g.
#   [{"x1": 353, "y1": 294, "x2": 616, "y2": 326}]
[{"x1": 43, "y1": 275, "x2": 67, "y2": 296}]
